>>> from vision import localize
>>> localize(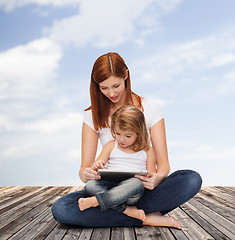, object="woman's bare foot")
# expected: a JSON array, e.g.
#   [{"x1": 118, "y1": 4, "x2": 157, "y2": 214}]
[
  {"x1": 167, "y1": 216, "x2": 182, "y2": 229},
  {"x1": 123, "y1": 206, "x2": 146, "y2": 221},
  {"x1": 143, "y1": 212, "x2": 182, "y2": 229},
  {"x1": 78, "y1": 197, "x2": 99, "y2": 211}
]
